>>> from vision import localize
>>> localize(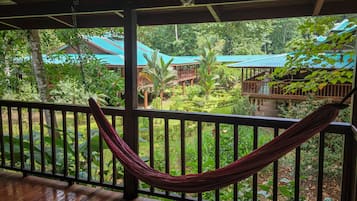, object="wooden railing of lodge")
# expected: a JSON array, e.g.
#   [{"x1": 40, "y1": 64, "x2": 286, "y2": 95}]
[
  {"x1": 0, "y1": 100, "x2": 355, "y2": 201},
  {"x1": 242, "y1": 80, "x2": 352, "y2": 101}
]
